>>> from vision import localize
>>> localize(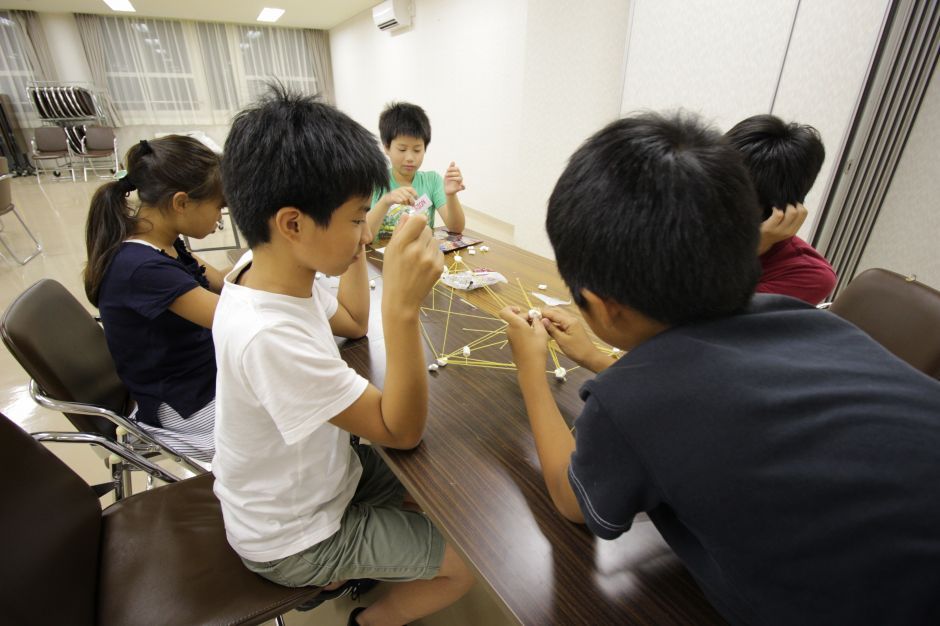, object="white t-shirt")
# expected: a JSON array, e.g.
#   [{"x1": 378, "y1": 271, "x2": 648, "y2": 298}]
[{"x1": 212, "y1": 251, "x2": 369, "y2": 561}]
